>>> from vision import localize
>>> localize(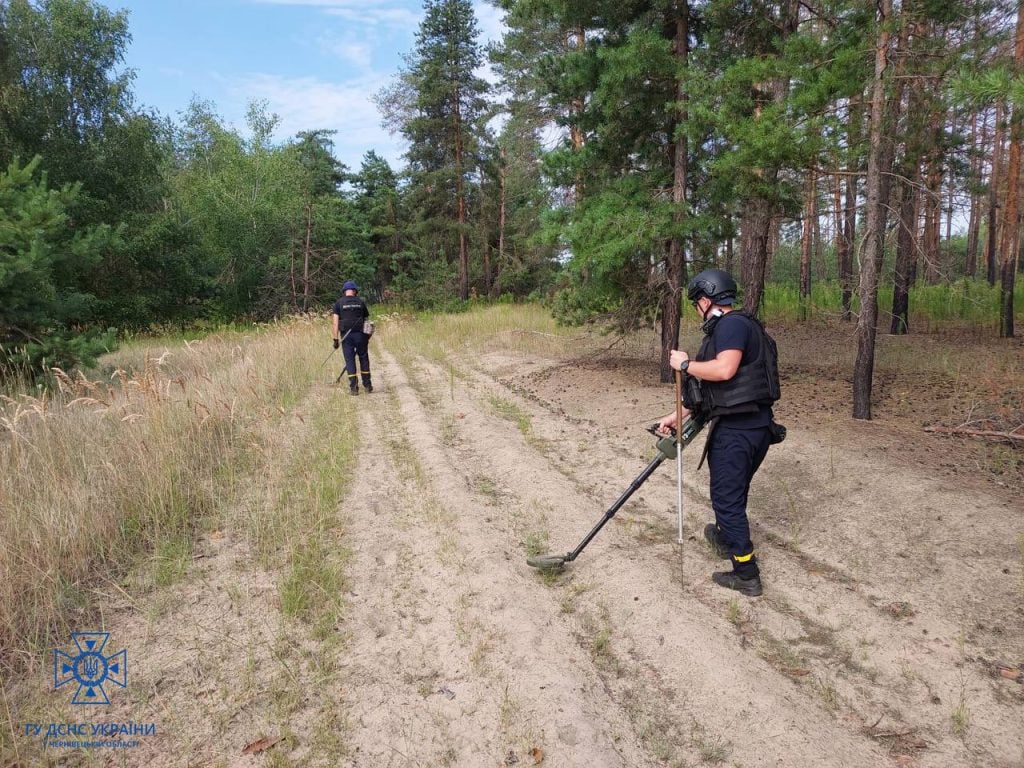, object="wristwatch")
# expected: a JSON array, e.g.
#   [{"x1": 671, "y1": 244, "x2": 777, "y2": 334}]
[{"x1": 680, "y1": 358, "x2": 690, "y2": 373}]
